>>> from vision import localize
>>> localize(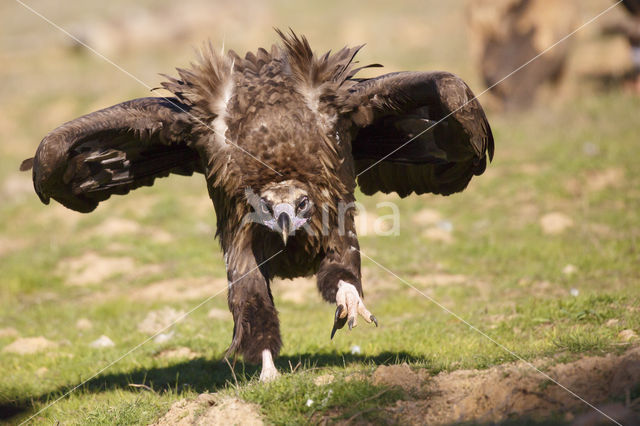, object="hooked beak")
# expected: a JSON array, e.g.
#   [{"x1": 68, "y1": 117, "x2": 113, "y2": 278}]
[{"x1": 277, "y1": 212, "x2": 291, "y2": 245}]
